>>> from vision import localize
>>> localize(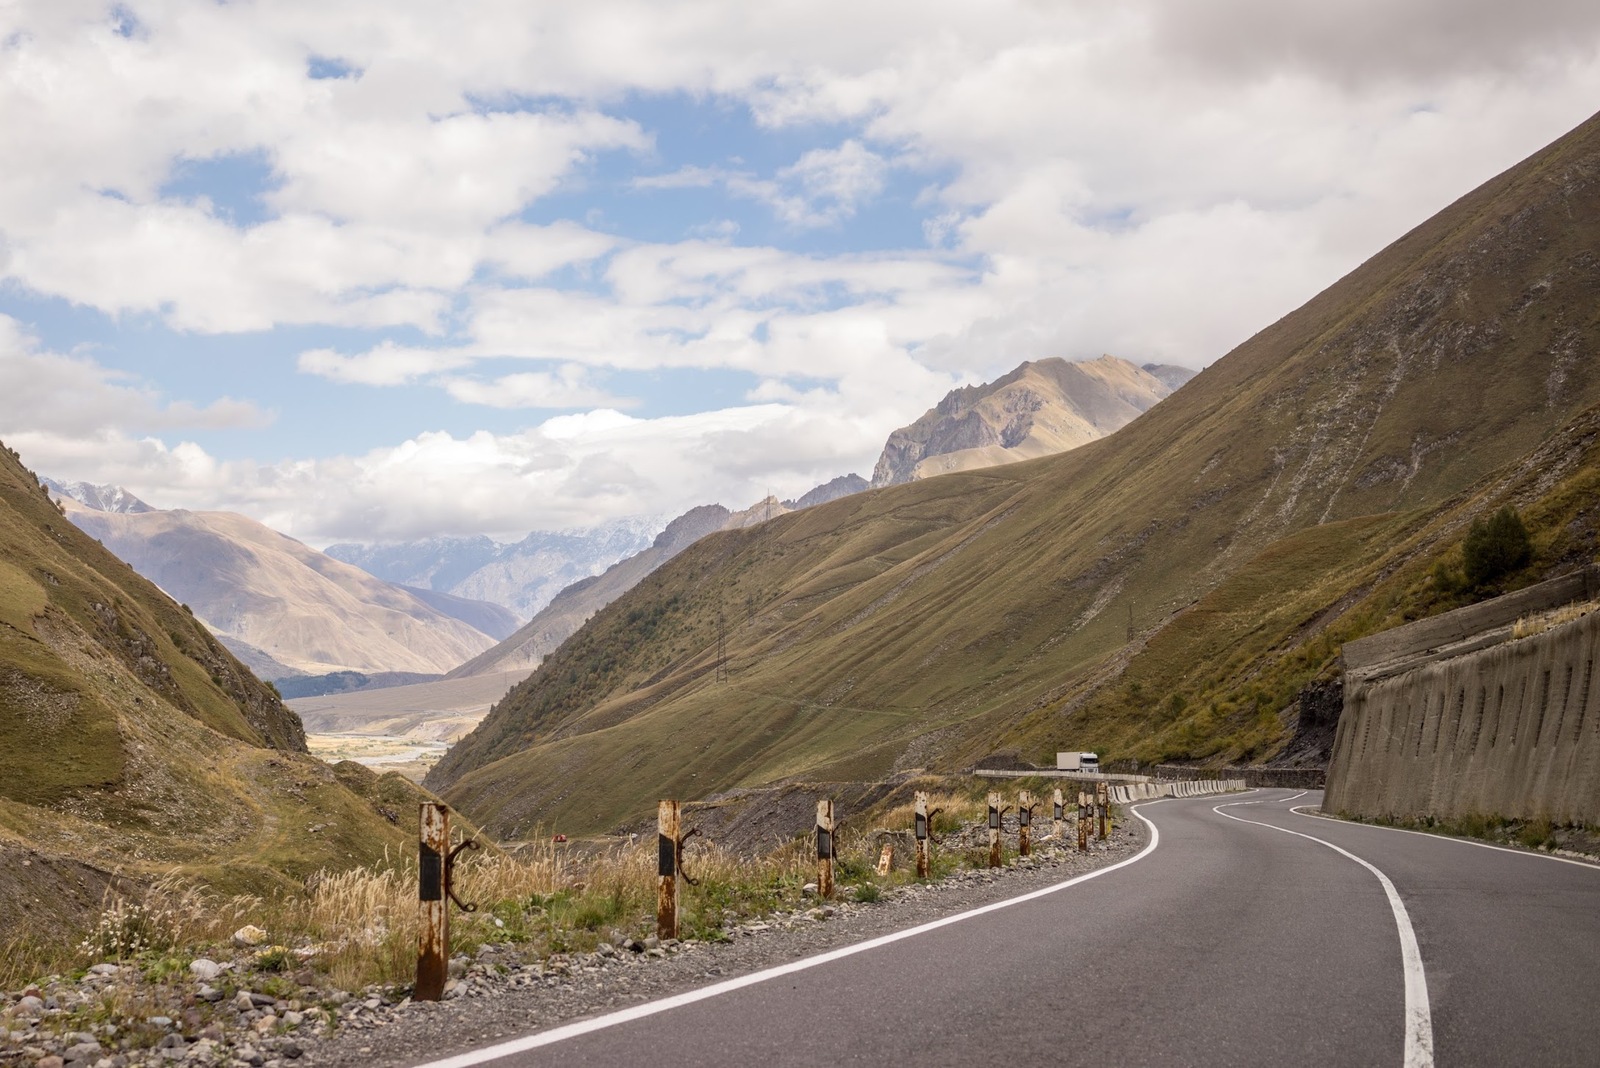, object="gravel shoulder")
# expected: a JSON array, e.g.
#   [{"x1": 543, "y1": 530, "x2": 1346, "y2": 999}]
[
  {"x1": 308, "y1": 817, "x2": 1149, "y2": 1068},
  {"x1": 2, "y1": 814, "x2": 1149, "y2": 1068}
]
